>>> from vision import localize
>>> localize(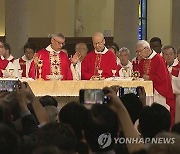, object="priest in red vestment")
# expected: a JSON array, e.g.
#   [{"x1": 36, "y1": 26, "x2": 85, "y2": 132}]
[
  {"x1": 135, "y1": 40, "x2": 175, "y2": 125},
  {"x1": 81, "y1": 32, "x2": 118, "y2": 80},
  {"x1": 29, "y1": 32, "x2": 72, "y2": 80},
  {"x1": 0, "y1": 41, "x2": 9, "y2": 77}
]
